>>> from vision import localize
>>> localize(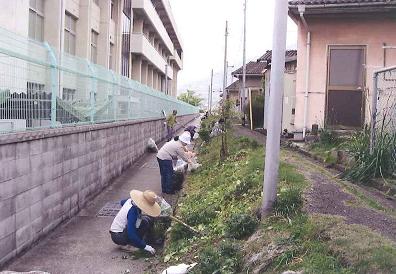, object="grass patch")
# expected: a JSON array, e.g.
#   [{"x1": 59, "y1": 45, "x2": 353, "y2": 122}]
[{"x1": 163, "y1": 131, "x2": 396, "y2": 274}]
